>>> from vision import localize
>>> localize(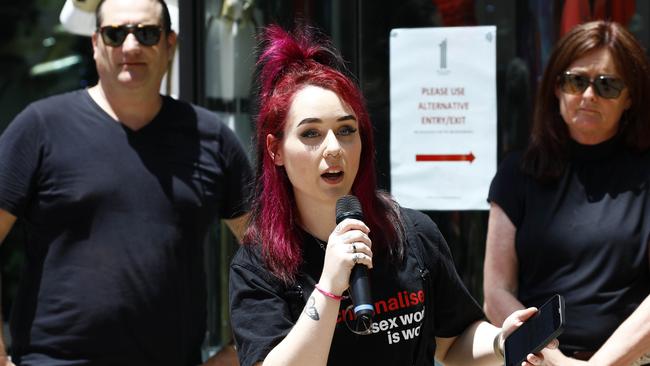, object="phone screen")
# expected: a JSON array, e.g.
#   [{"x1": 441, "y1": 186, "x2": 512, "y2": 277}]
[{"x1": 504, "y1": 295, "x2": 564, "y2": 366}]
